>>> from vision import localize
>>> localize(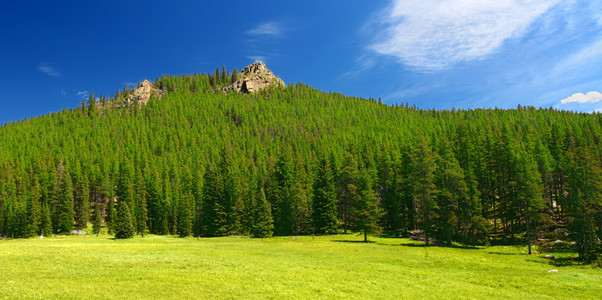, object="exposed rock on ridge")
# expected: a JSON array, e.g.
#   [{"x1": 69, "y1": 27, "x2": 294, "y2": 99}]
[
  {"x1": 223, "y1": 62, "x2": 284, "y2": 93},
  {"x1": 124, "y1": 80, "x2": 164, "y2": 107}
]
